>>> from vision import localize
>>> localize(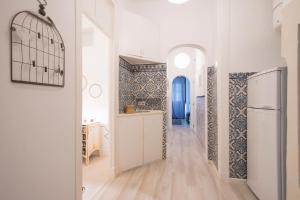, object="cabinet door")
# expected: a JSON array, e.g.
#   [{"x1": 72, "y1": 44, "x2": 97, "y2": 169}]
[
  {"x1": 119, "y1": 10, "x2": 142, "y2": 57},
  {"x1": 141, "y1": 19, "x2": 160, "y2": 61},
  {"x1": 143, "y1": 114, "x2": 163, "y2": 164},
  {"x1": 117, "y1": 116, "x2": 143, "y2": 172},
  {"x1": 119, "y1": 9, "x2": 160, "y2": 61}
]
